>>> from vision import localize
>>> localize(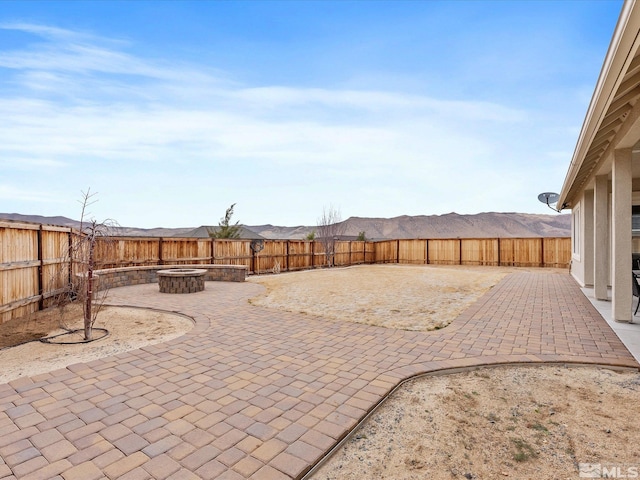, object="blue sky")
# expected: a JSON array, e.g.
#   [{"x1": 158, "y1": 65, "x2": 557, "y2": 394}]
[{"x1": 0, "y1": 1, "x2": 623, "y2": 228}]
